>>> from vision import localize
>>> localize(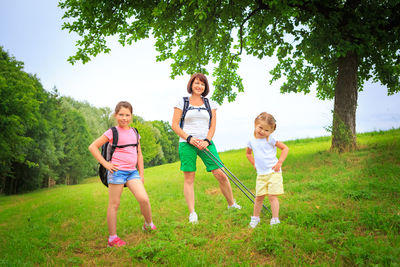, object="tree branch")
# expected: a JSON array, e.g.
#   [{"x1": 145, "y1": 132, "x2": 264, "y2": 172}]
[{"x1": 231, "y1": 1, "x2": 268, "y2": 60}]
